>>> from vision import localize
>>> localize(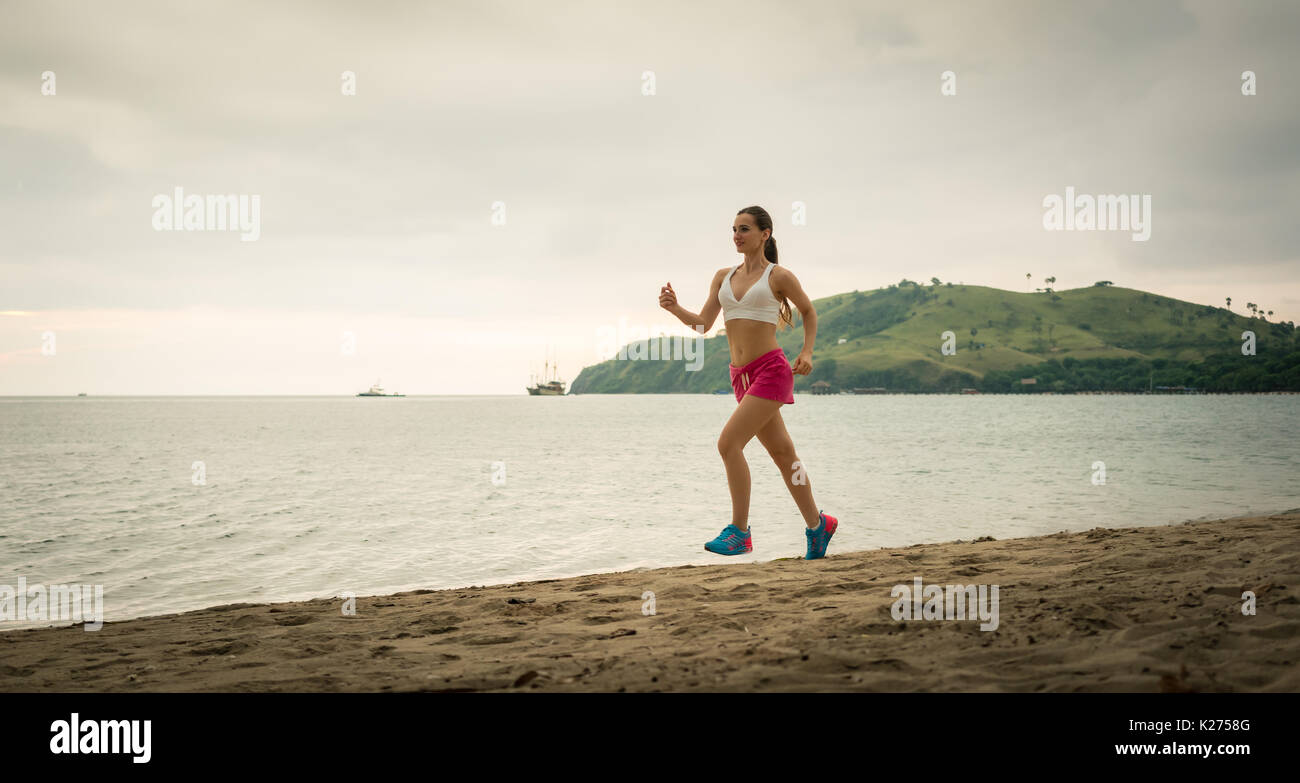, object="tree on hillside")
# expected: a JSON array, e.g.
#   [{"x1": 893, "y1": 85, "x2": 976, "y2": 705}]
[
  {"x1": 931, "y1": 277, "x2": 941, "y2": 287},
  {"x1": 1226, "y1": 297, "x2": 1231, "y2": 310},
  {"x1": 1026, "y1": 273, "x2": 1032, "y2": 290},
  {"x1": 811, "y1": 357, "x2": 837, "y2": 383},
  {"x1": 1030, "y1": 317, "x2": 1044, "y2": 352},
  {"x1": 1094, "y1": 280, "x2": 1113, "y2": 286}
]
